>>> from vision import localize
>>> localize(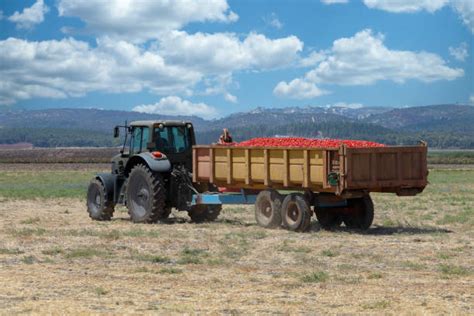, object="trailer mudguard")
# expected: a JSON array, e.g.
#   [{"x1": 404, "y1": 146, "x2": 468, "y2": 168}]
[
  {"x1": 95, "y1": 173, "x2": 117, "y2": 200},
  {"x1": 136, "y1": 152, "x2": 172, "y2": 173}
]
